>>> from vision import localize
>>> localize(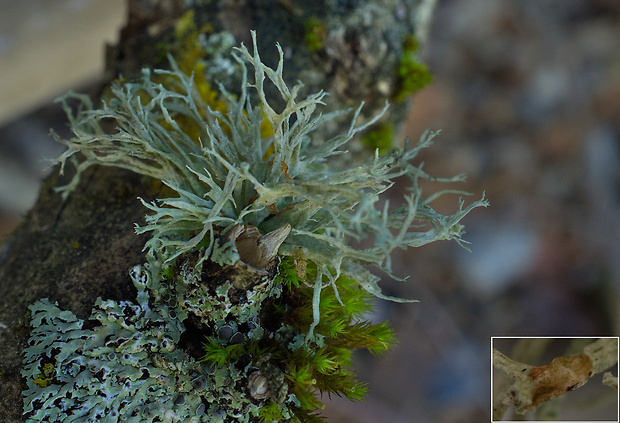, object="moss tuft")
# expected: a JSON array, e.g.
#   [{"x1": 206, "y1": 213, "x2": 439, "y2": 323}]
[
  {"x1": 361, "y1": 122, "x2": 395, "y2": 155},
  {"x1": 304, "y1": 18, "x2": 328, "y2": 52},
  {"x1": 395, "y1": 34, "x2": 433, "y2": 102}
]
